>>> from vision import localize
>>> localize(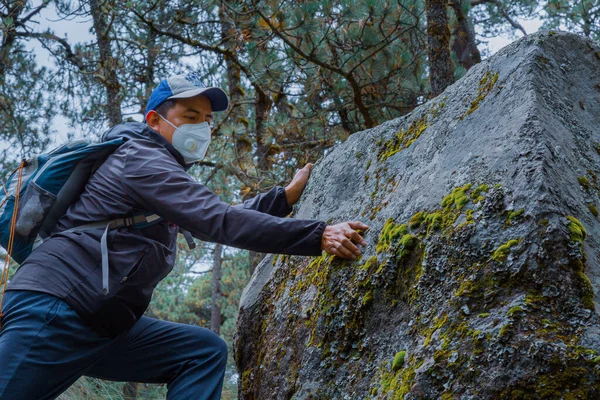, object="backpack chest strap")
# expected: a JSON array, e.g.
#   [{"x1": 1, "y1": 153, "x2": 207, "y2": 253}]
[{"x1": 56, "y1": 213, "x2": 162, "y2": 295}]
